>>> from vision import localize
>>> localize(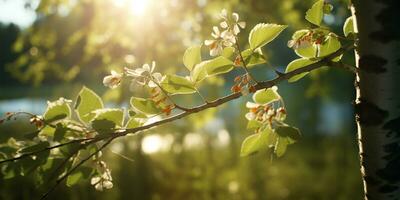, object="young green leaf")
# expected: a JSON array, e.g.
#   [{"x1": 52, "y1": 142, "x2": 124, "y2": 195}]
[
  {"x1": 91, "y1": 108, "x2": 124, "y2": 133},
  {"x1": 247, "y1": 120, "x2": 263, "y2": 130},
  {"x1": 305, "y1": 0, "x2": 325, "y2": 26},
  {"x1": 253, "y1": 86, "x2": 280, "y2": 104},
  {"x1": 240, "y1": 127, "x2": 273, "y2": 157},
  {"x1": 241, "y1": 49, "x2": 267, "y2": 67},
  {"x1": 294, "y1": 32, "x2": 341, "y2": 58},
  {"x1": 66, "y1": 167, "x2": 93, "y2": 187},
  {"x1": 285, "y1": 58, "x2": 319, "y2": 82},
  {"x1": 160, "y1": 74, "x2": 197, "y2": 95},
  {"x1": 274, "y1": 136, "x2": 290, "y2": 157},
  {"x1": 92, "y1": 108, "x2": 124, "y2": 127},
  {"x1": 125, "y1": 118, "x2": 142, "y2": 129},
  {"x1": 43, "y1": 98, "x2": 71, "y2": 123},
  {"x1": 291, "y1": 29, "x2": 316, "y2": 58},
  {"x1": 53, "y1": 123, "x2": 68, "y2": 142},
  {"x1": 275, "y1": 125, "x2": 301, "y2": 141},
  {"x1": 130, "y1": 97, "x2": 161, "y2": 115},
  {"x1": 221, "y1": 46, "x2": 236, "y2": 60},
  {"x1": 204, "y1": 56, "x2": 234, "y2": 76},
  {"x1": 319, "y1": 35, "x2": 341, "y2": 57},
  {"x1": 75, "y1": 87, "x2": 104, "y2": 123},
  {"x1": 183, "y1": 45, "x2": 202, "y2": 71},
  {"x1": 343, "y1": 16, "x2": 355, "y2": 37},
  {"x1": 248, "y1": 23, "x2": 287, "y2": 49},
  {"x1": 190, "y1": 62, "x2": 207, "y2": 83}
]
